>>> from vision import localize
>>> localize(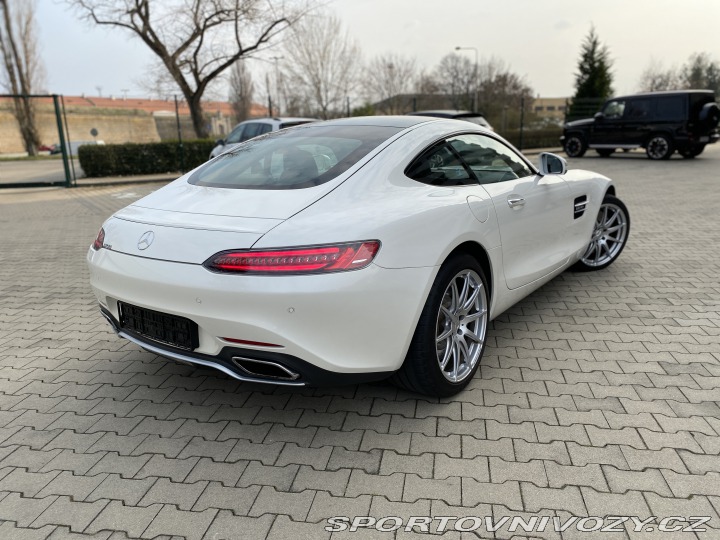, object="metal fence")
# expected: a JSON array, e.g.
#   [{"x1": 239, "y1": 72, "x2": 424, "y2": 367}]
[{"x1": 0, "y1": 94, "x2": 222, "y2": 188}]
